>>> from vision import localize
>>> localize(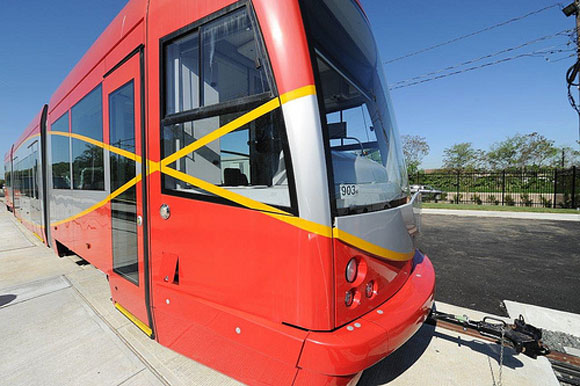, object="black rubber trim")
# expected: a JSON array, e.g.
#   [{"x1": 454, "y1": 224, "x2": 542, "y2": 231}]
[
  {"x1": 103, "y1": 45, "x2": 144, "y2": 79},
  {"x1": 161, "y1": 92, "x2": 271, "y2": 126},
  {"x1": 139, "y1": 47, "x2": 155, "y2": 339},
  {"x1": 39, "y1": 104, "x2": 51, "y2": 247},
  {"x1": 9, "y1": 145, "x2": 15, "y2": 209}
]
